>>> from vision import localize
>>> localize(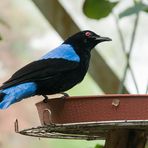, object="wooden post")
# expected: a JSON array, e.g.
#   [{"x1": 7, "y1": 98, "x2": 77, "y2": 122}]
[{"x1": 105, "y1": 129, "x2": 146, "y2": 148}]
